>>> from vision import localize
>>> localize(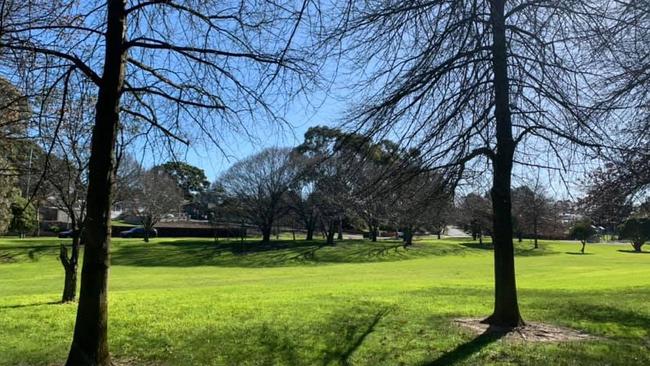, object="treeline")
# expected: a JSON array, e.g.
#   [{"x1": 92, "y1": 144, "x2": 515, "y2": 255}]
[{"x1": 208, "y1": 126, "x2": 454, "y2": 246}]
